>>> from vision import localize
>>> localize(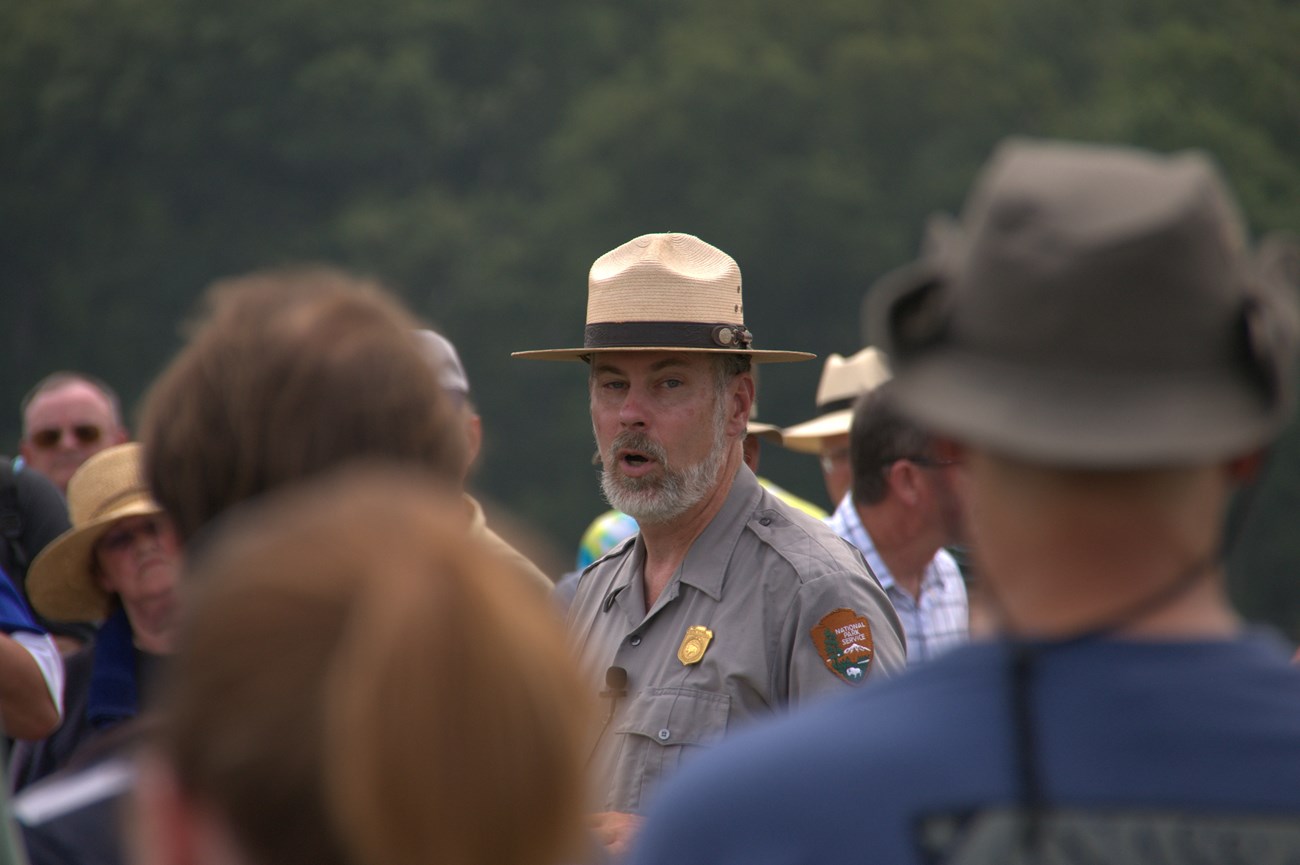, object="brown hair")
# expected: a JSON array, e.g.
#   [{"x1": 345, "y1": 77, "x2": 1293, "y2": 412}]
[
  {"x1": 139, "y1": 267, "x2": 464, "y2": 543},
  {"x1": 160, "y1": 468, "x2": 591, "y2": 865},
  {"x1": 850, "y1": 383, "x2": 931, "y2": 506}
]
